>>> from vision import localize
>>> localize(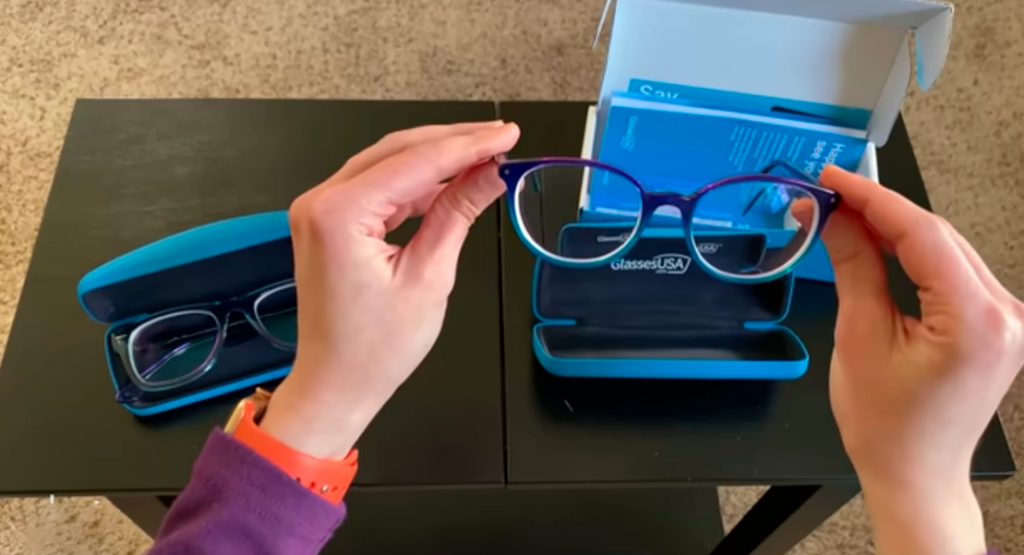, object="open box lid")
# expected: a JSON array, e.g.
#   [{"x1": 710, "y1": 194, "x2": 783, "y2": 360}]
[{"x1": 591, "y1": 0, "x2": 953, "y2": 153}]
